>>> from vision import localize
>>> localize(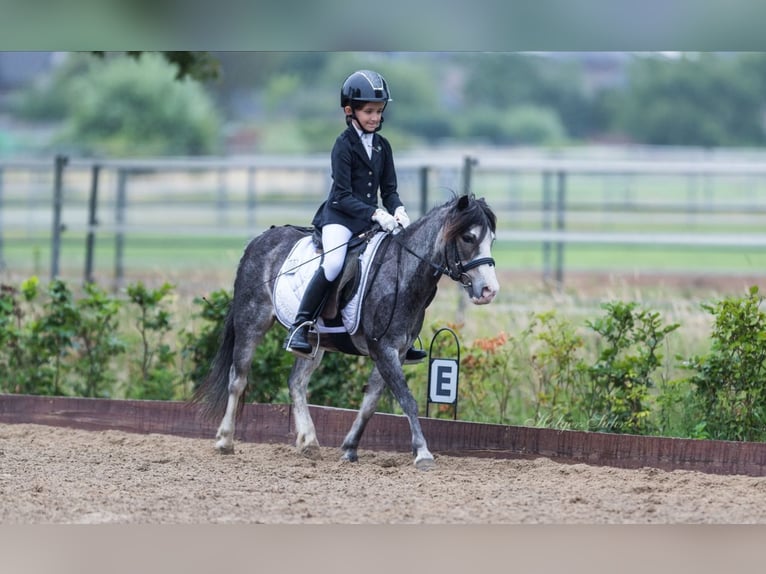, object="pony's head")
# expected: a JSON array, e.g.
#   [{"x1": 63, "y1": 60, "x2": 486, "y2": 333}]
[{"x1": 440, "y1": 194, "x2": 499, "y2": 304}]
